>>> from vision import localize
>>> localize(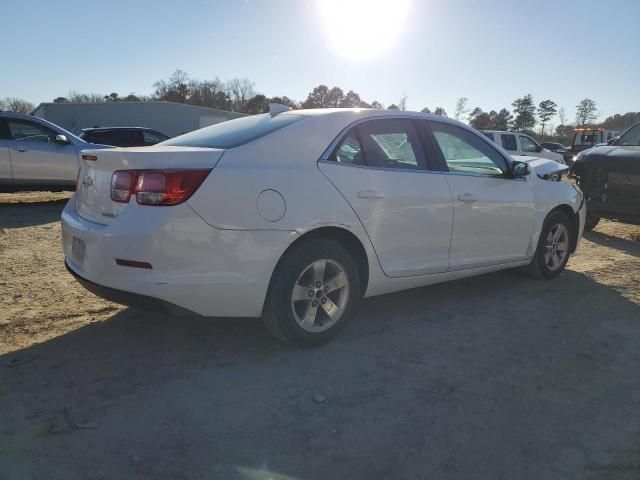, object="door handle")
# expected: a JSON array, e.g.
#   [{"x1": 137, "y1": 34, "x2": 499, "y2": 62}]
[
  {"x1": 457, "y1": 193, "x2": 478, "y2": 202},
  {"x1": 11, "y1": 147, "x2": 28, "y2": 152},
  {"x1": 357, "y1": 190, "x2": 385, "y2": 199}
]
